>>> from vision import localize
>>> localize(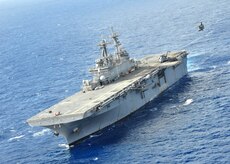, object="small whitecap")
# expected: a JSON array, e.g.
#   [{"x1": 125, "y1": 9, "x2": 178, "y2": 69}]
[
  {"x1": 228, "y1": 61, "x2": 230, "y2": 65},
  {"x1": 69, "y1": 145, "x2": 74, "y2": 148},
  {"x1": 90, "y1": 133, "x2": 102, "y2": 138},
  {"x1": 8, "y1": 135, "x2": 25, "y2": 141},
  {"x1": 10, "y1": 129, "x2": 16, "y2": 132},
  {"x1": 90, "y1": 134, "x2": 98, "y2": 138},
  {"x1": 59, "y1": 57, "x2": 64, "y2": 61},
  {"x1": 93, "y1": 157, "x2": 98, "y2": 161},
  {"x1": 170, "y1": 105, "x2": 177, "y2": 109},
  {"x1": 183, "y1": 99, "x2": 193, "y2": 106},
  {"x1": 58, "y1": 143, "x2": 70, "y2": 150},
  {"x1": 33, "y1": 129, "x2": 50, "y2": 137}
]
